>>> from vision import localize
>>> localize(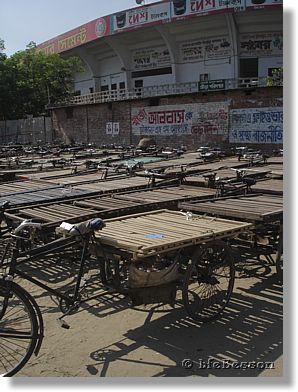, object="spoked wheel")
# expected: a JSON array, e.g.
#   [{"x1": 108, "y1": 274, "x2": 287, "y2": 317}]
[
  {"x1": 0, "y1": 281, "x2": 39, "y2": 376},
  {"x1": 182, "y1": 240, "x2": 235, "y2": 322},
  {"x1": 275, "y1": 225, "x2": 283, "y2": 283},
  {"x1": 99, "y1": 255, "x2": 129, "y2": 292},
  {"x1": 275, "y1": 249, "x2": 283, "y2": 283}
]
